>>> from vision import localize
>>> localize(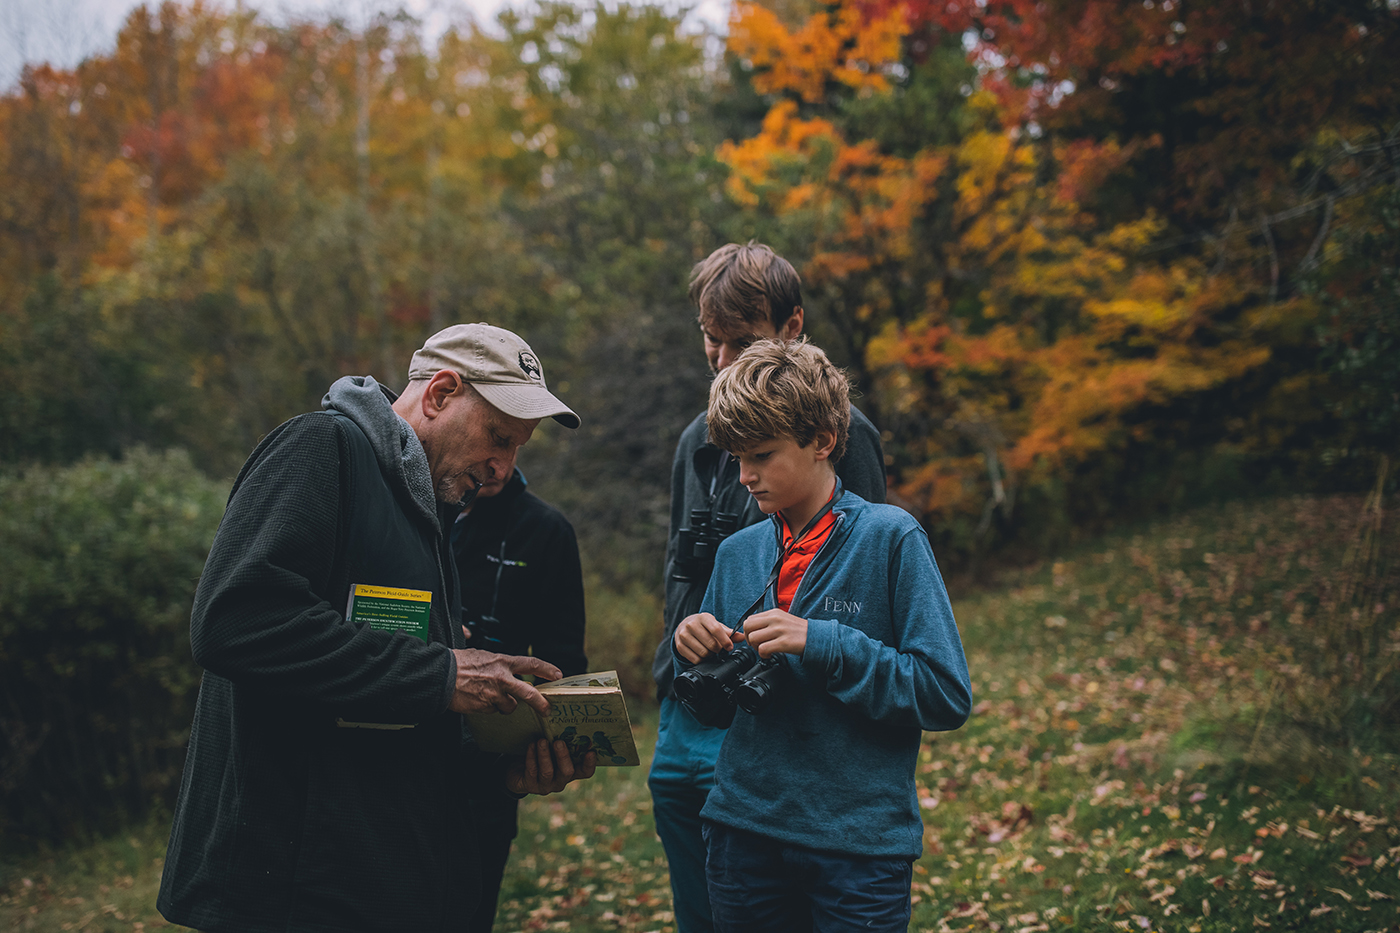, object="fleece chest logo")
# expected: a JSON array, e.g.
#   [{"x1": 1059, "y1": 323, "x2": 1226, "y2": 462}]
[
  {"x1": 518, "y1": 350, "x2": 543, "y2": 381},
  {"x1": 822, "y1": 595, "x2": 861, "y2": 615}
]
